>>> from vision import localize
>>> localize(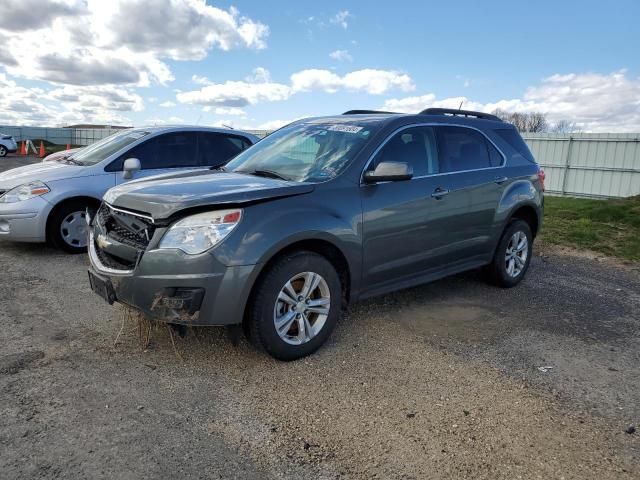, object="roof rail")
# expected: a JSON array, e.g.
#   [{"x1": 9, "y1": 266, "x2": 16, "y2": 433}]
[
  {"x1": 420, "y1": 108, "x2": 502, "y2": 122},
  {"x1": 342, "y1": 109, "x2": 397, "y2": 115}
]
